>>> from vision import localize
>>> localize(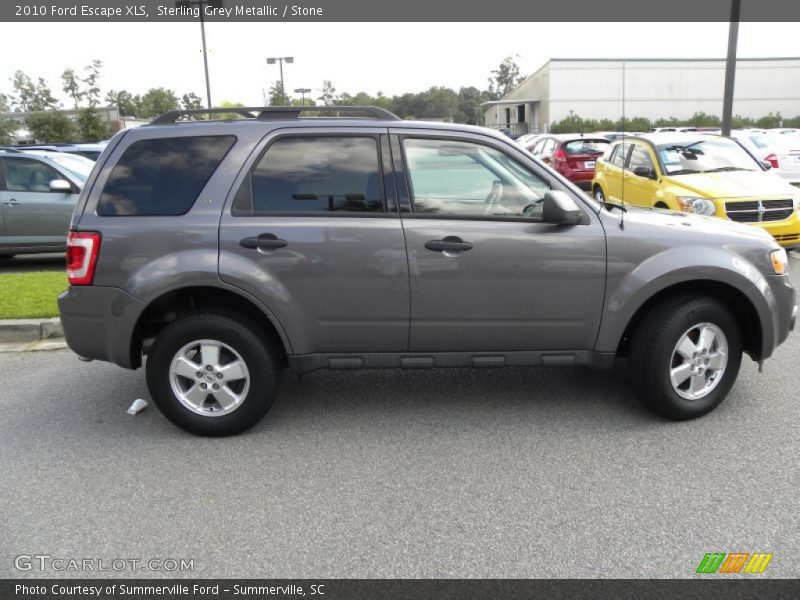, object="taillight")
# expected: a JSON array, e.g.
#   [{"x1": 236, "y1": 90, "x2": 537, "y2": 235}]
[
  {"x1": 66, "y1": 231, "x2": 101, "y2": 286},
  {"x1": 554, "y1": 148, "x2": 567, "y2": 163},
  {"x1": 765, "y1": 153, "x2": 780, "y2": 169}
]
